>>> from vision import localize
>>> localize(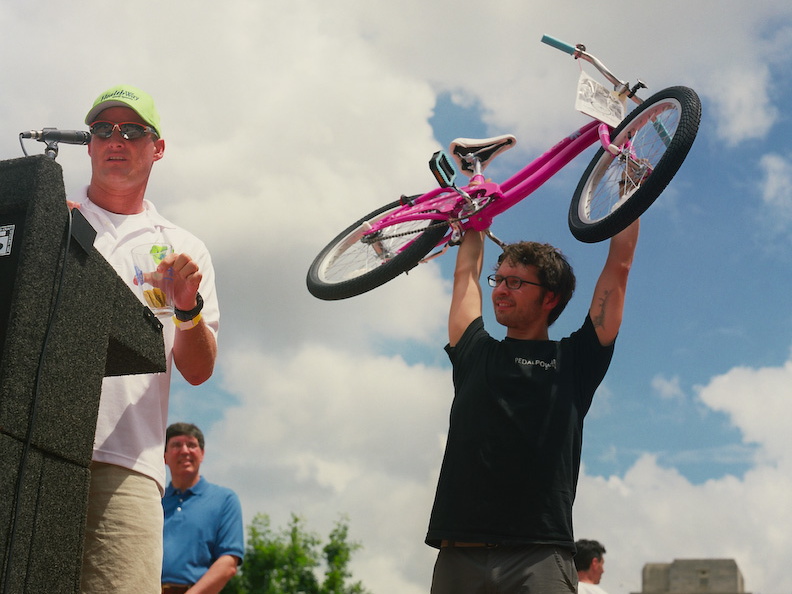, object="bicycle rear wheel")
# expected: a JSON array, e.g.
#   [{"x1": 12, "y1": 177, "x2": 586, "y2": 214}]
[
  {"x1": 569, "y1": 86, "x2": 701, "y2": 242},
  {"x1": 307, "y1": 199, "x2": 449, "y2": 300}
]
